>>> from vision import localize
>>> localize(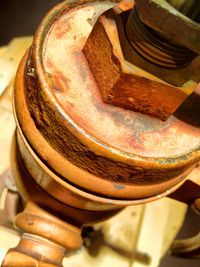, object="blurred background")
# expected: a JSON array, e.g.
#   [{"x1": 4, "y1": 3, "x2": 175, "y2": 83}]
[
  {"x1": 0, "y1": 0, "x2": 61, "y2": 45},
  {"x1": 0, "y1": 1, "x2": 199, "y2": 266},
  {"x1": 160, "y1": 208, "x2": 200, "y2": 267}
]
